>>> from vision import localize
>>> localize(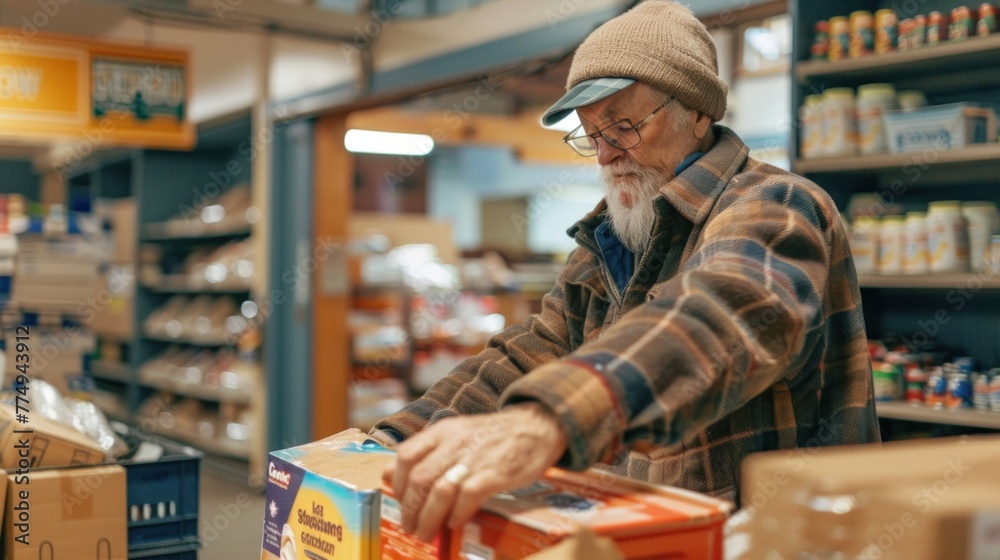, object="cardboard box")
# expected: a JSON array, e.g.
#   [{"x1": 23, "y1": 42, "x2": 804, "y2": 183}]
[
  {"x1": 0, "y1": 404, "x2": 107, "y2": 470},
  {"x1": 91, "y1": 265, "x2": 135, "y2": 340},
  {"x1": 741, "y1": 435, "x2": 1000, "y2": 559},
  {"x1": 260, "y1": 429, "x2": 395, "y2": 560},
  {"x1": 3, "y1": 464, "x2": 128, "y2": 560},
  {"x1": 380, "y1": 484, "x2": 450, "y2": 560},
  {"x1": 451, "y1": 469, "x2": 732, "y2": 560},
  {"x1": 351, "y1": 214, "x2": 457, "y2": 265},
  {"x1": 106, "y1": 198, "x2": 137, "y2": 264}
]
